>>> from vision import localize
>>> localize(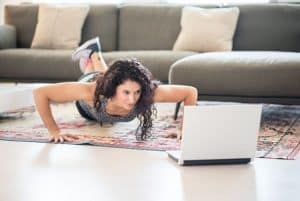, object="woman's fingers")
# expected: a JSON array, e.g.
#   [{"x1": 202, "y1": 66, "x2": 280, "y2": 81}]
[
  {"x1": 165, "y1": 133, "x2": 177, "y2": 138},
  {"x1": 177, "y1": 132, "x2": 182, "y2": 141},
  {"x1": 49, "y1": 135, "x2": 54, "y2": 142},
  {"x1": 62, "y1": 135, "x2": 75, "y2": 142},
  {"x1": 49, "y1": 135, "x2": 64, "y2": 143},
  {"x1": 48, "y1": 134, "x2": 80, "y2": 143},
  {"x1": 64, "y1": 134, "x2": 80, "y2": 140}
]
